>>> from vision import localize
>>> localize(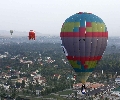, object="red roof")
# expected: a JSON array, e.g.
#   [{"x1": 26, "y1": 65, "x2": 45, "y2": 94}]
[
  {"x1": 40, "y1": 77, "x2": 45, "y2": 80},
  {"x1": 54, "y1": 74, "x2": 60, "y2": 77},
  {"x1": 34, "y1": 78, "x2": 39, "y2": 80},
  {"x1": 6, "y1": 66, "x2": 10, "y2": 68},
  {"x1": 22, "y1": 77, "x2": 27, "y2": 81}
]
